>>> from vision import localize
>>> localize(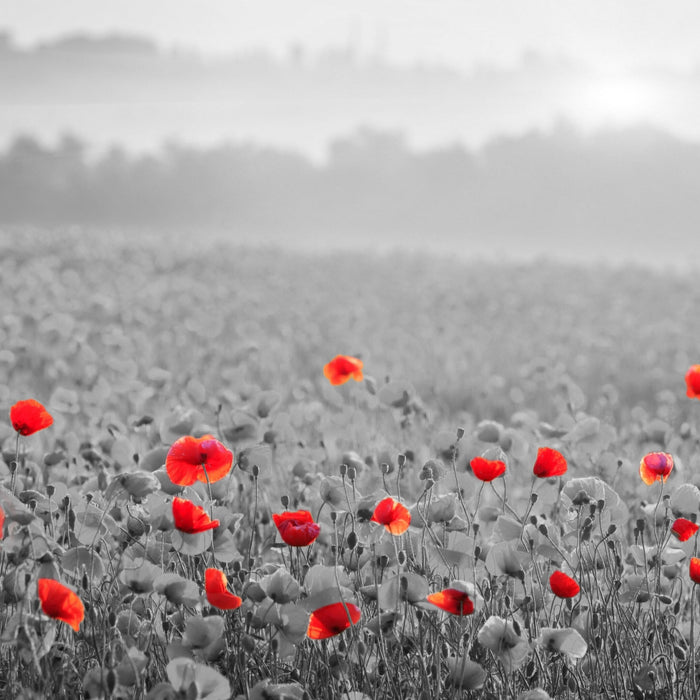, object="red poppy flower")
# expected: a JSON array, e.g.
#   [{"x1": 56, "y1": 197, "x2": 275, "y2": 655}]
[
  {"x1": 323, "y1": 355, "x2": 364, "y2": 386},
  {"x1": 533, "y1": 447, "x2": 567, "y2": 478},
  {"x1": 691, "y1": 558, "x2": 700, "y2": 584},
  {"x1": 272, "y1": 510, "x2": 321, "y2": 547},
  {"x1": 671, "y1": 518, "x2": 700, "y2": 542},
  {"x1": 166, "y1": 435, "x2": 233, "y2": 486},
  {"x1": 172, "y1": 497, "x2": 220, "y2": 534},
  {"x1": 686, "y1": 366, "x2": 700, "y2": 399},
  {"x1": 639, "y1": 452, "x2": 674, "y2": 486},
  {"x1": 38, "y1": 578, "x2": 84, "y2": 631},
  {"x1": 10, "y1": 399, "x2": 53, "y2": 436},
  {"x1": 470, "y1": 457, "x2": 506, "y2": 482},
  {"x1": 205, "y1": 568, "x2": 242, "y2": 610},
  {"x1": 549, "y1": 570, "x2": 580, "y2": 598},
  {"x1": 427, "y1": 583, "x2": 476, "y2": 616},
  {"x1": 307, "y1": 601, "x2": 361, "y2": 639},
  {"x1": 371, "y1": 497, "x2": 411, "y2": 535}
]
